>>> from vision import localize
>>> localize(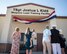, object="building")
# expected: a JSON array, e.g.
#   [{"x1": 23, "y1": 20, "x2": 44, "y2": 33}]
[{"x1": 0, "y1": 3, "x2": 67, "y2": 53}]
